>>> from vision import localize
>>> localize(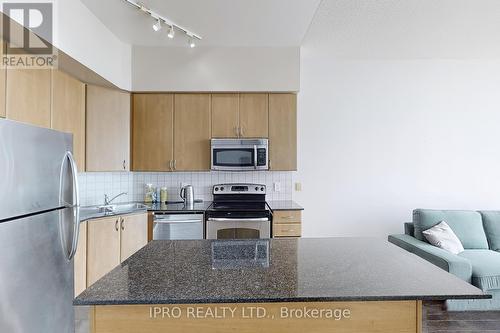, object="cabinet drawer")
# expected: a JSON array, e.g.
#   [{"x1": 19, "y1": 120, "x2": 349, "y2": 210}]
[
  {"x1": 273, "y1": 223, "x2": 301, "y2": 237},
  {"x1": 273, "y1": 210, "x2": 302, "y2": 224}
]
